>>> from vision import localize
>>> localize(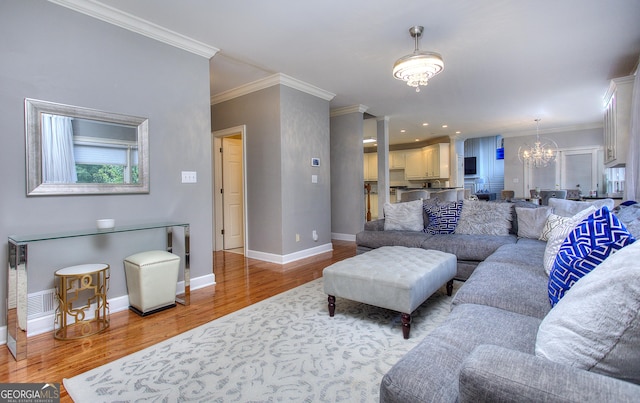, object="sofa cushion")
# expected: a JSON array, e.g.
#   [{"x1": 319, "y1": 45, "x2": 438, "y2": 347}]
[
  {"x1": 548, "y1": 207, "x2": 635, "y2": 306},
  {"x1": 484, "y1": 239, "x2": 547, "y2": 269},
  {"x1": 383, "y1": 199, "x2": 423, "y2": 231},
  {"x1": 515, "y1": 206, "x2": 552, "y2": 239},
  {"x1": 423, "y1": 200, "x2": 463, "y2": 234},
  {"x1": 380, "y1": 304, "x2": 541, "y2": 403},
  {"x1": 548, "y1": 197, "x2": 614, "y2": 217},
  {"x1": 455, "y1": 200, "x2": 512, "y2": 236},
  {"x1": 542, "y1": 206, "x2": 596, "y2": 274},
  {"x1": 356, "y1": 230, "x2": 432, "y2": 250},
  {"x1": 536, "y1": 241, "x2": 640, "y2": 384},
  {"x1": 453, "y1": 260, "x2": 551, "y2": 319},
  {"x1": 421, "y1": 234, "x2": 517, "y2": 262},
  {"x1": 459, "y1": 345, "x2": 640, "y2": 403}
]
